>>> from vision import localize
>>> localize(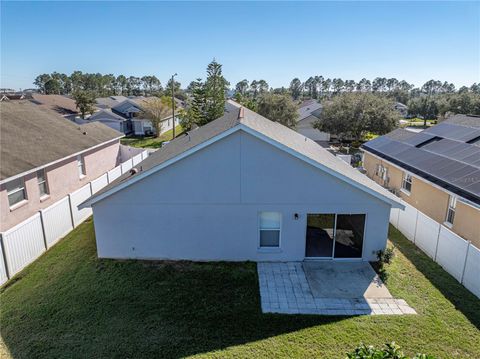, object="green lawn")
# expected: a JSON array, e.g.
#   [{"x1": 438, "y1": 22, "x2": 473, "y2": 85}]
[
  {"x1": 403, "y1": 118, "x2": 437, "y2": 128},
  {"x1": 1, "y1": 221, "x2": 479, "y2": 358},
  {"x1": 121, "y1": 125, "x2": 184, "y2": 149}
]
